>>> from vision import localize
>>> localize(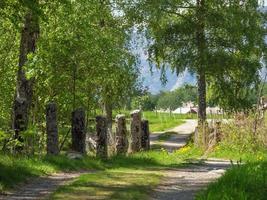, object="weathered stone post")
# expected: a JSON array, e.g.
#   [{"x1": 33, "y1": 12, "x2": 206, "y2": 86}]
[
  {"x1": 115, "y1": 114, "x2": 128, "y2": 155},
  {"x1": 141, "y1": 120, "x2": 150, "y2": 151},
  {"x1": 96, "y1": 116, "x2": 108, "y2": 159},
  {"x1": 46, "y1": 103, "x2": 59, "y2": 155},
  {"x1": 129, "y1": 110, "x2": 142, "y2": 153},
  {"x1": 71, "y1": 108, "x2": 86, "y2": 154}
]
